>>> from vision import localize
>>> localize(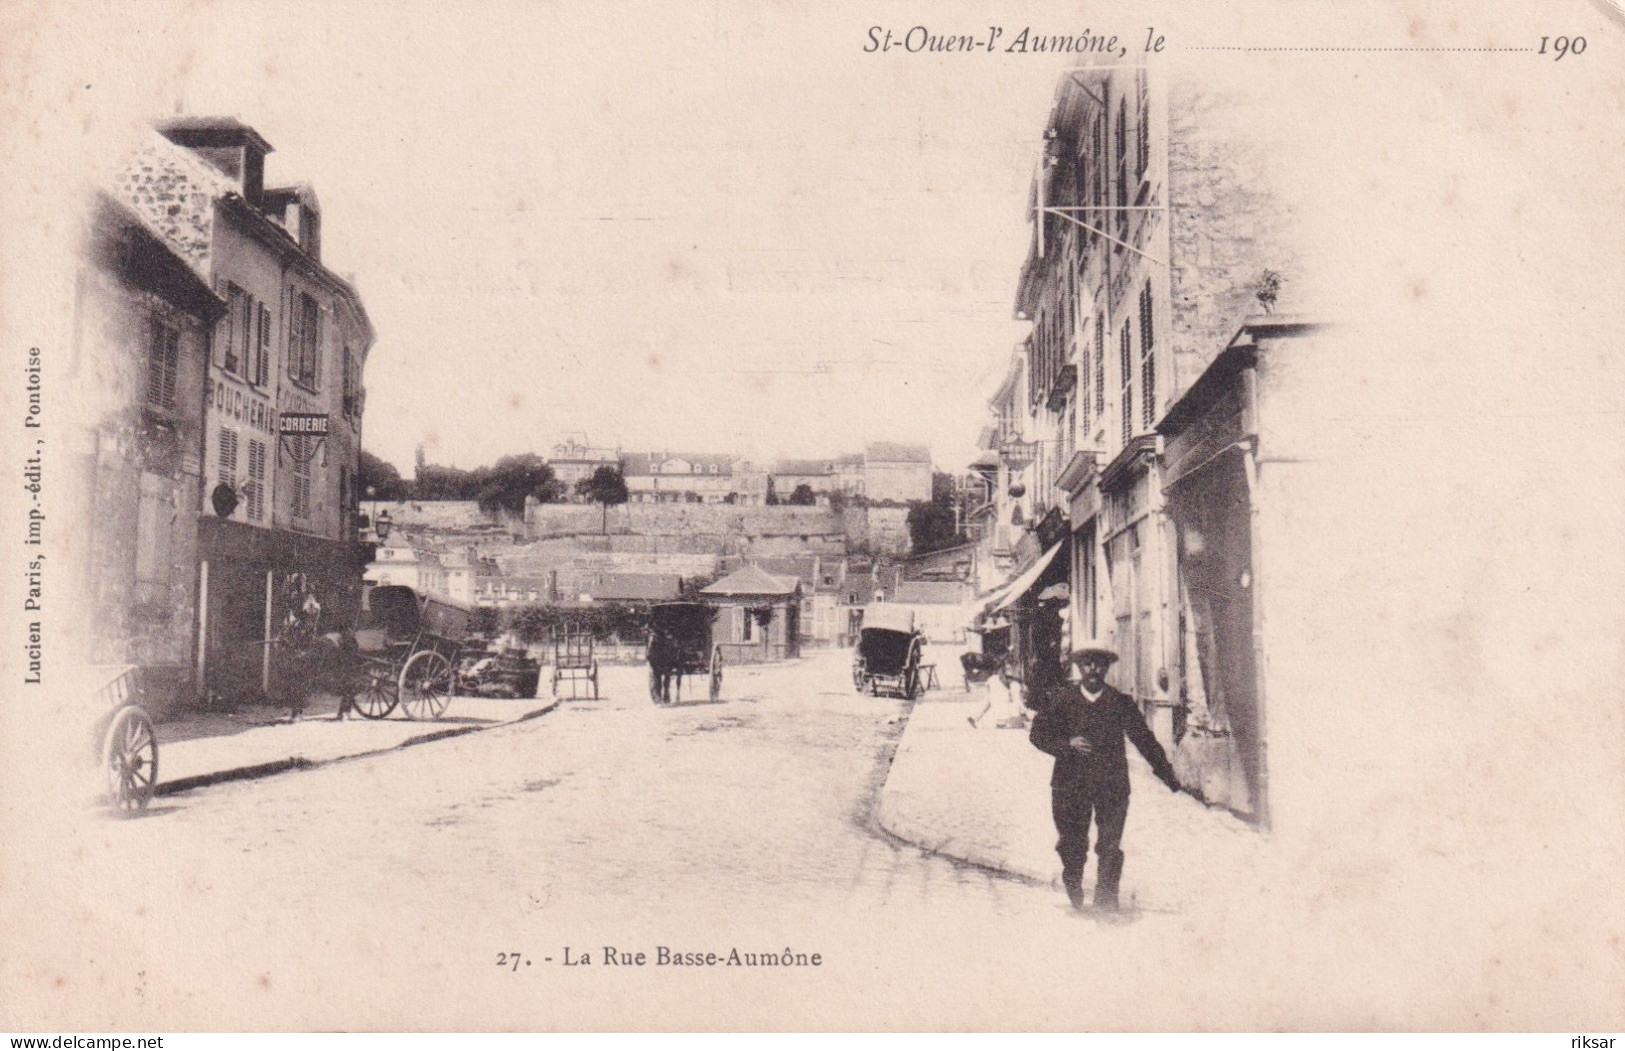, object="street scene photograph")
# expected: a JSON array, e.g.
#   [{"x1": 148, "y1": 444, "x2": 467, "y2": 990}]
[{"x1": 2, "y1": 0, "x2": 1623, "y2": 1036}]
